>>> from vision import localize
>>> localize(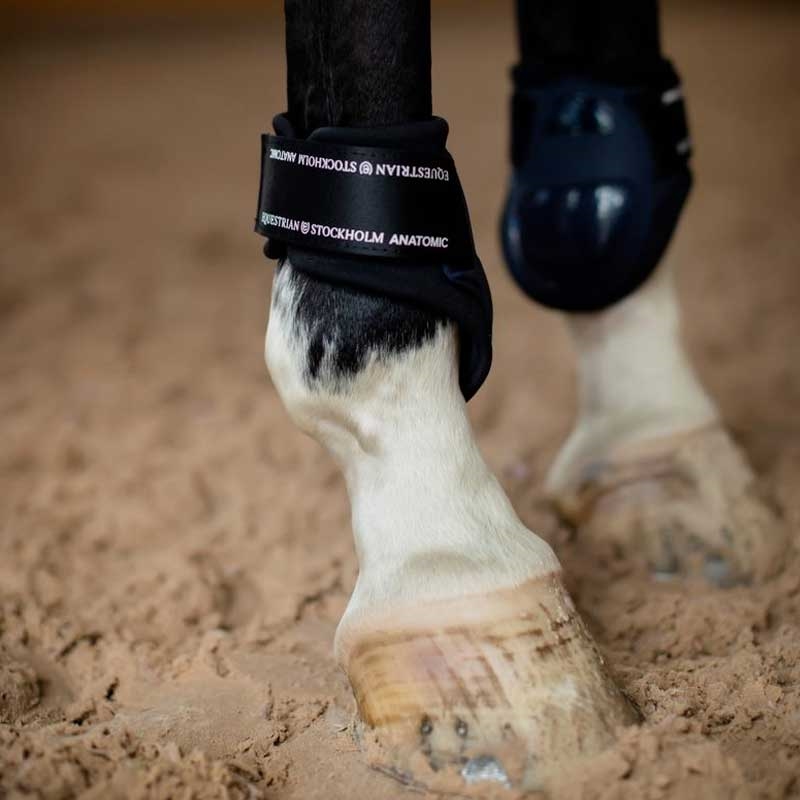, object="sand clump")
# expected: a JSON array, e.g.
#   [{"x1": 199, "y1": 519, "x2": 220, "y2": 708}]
[{"x1": 0, "y1": 649, "x2": 40, "y2": 725}]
